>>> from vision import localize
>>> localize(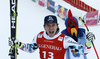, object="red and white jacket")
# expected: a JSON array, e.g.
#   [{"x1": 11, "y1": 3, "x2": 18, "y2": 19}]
[{"x1": 19, "y1": 31, "x2": 90, "y2": 59}]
